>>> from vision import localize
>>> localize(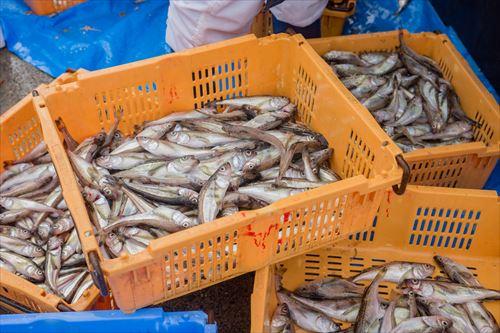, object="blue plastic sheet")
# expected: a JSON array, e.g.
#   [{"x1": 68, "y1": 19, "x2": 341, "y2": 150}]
[
  {"x1": 0, "y1": 0, "x2": 171, "y2": 76},
  {"x1": 0, "y1": 308, "x2": 217, "y2": 333}
]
